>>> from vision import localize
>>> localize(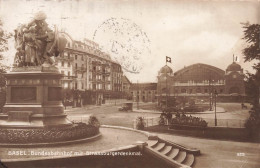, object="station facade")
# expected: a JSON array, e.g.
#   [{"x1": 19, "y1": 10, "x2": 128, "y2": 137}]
[{"x1": 157, "y1": 62, "x2": 245, "y2": 102}]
